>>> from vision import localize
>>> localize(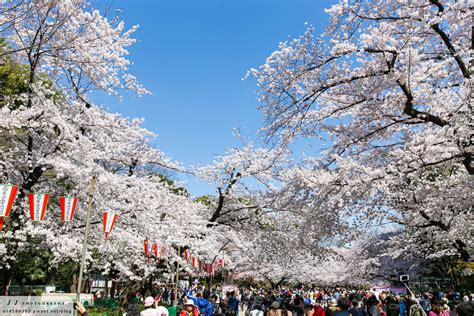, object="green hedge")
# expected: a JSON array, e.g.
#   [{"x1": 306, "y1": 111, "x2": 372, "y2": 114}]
[
  {"x1": 85, "y1": 303, "x2": 148, "y2": 316},
  {"x1": 85, "y1": 307, "x2": 126, "y2": 316}
]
